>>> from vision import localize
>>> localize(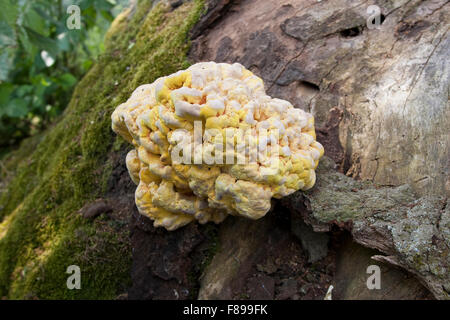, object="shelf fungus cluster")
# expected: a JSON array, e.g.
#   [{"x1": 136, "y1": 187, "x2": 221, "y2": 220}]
[{"x1": 111, "y1": 62, "x2": 324, "y2": 230}]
